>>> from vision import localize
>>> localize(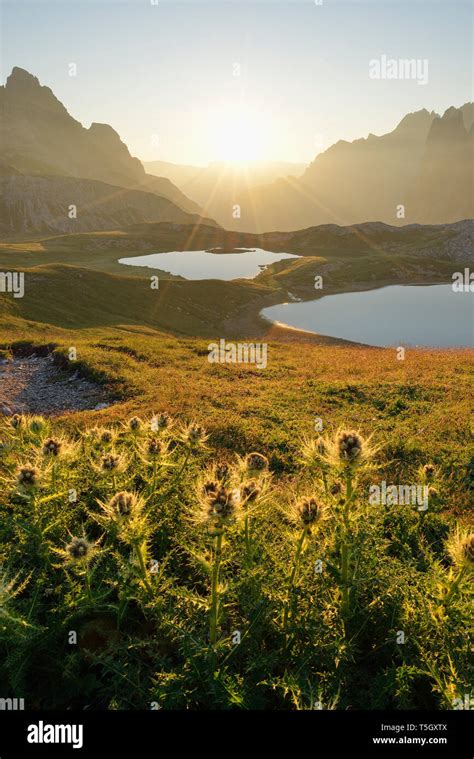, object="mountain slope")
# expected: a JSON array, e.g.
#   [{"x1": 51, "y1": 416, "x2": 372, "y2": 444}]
[
  {"x1": 410, "y1": 106, "x2": 474, "y2": 223},
  {"x1": 0, "y1": 174, "x2": 218, "y2": 238},
  {"x1": 192, "y1": 106, "x2": 472, "y2": 232},
  {"x1": 0, "y1": 67, "x2": 203, "y2": 216}
]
